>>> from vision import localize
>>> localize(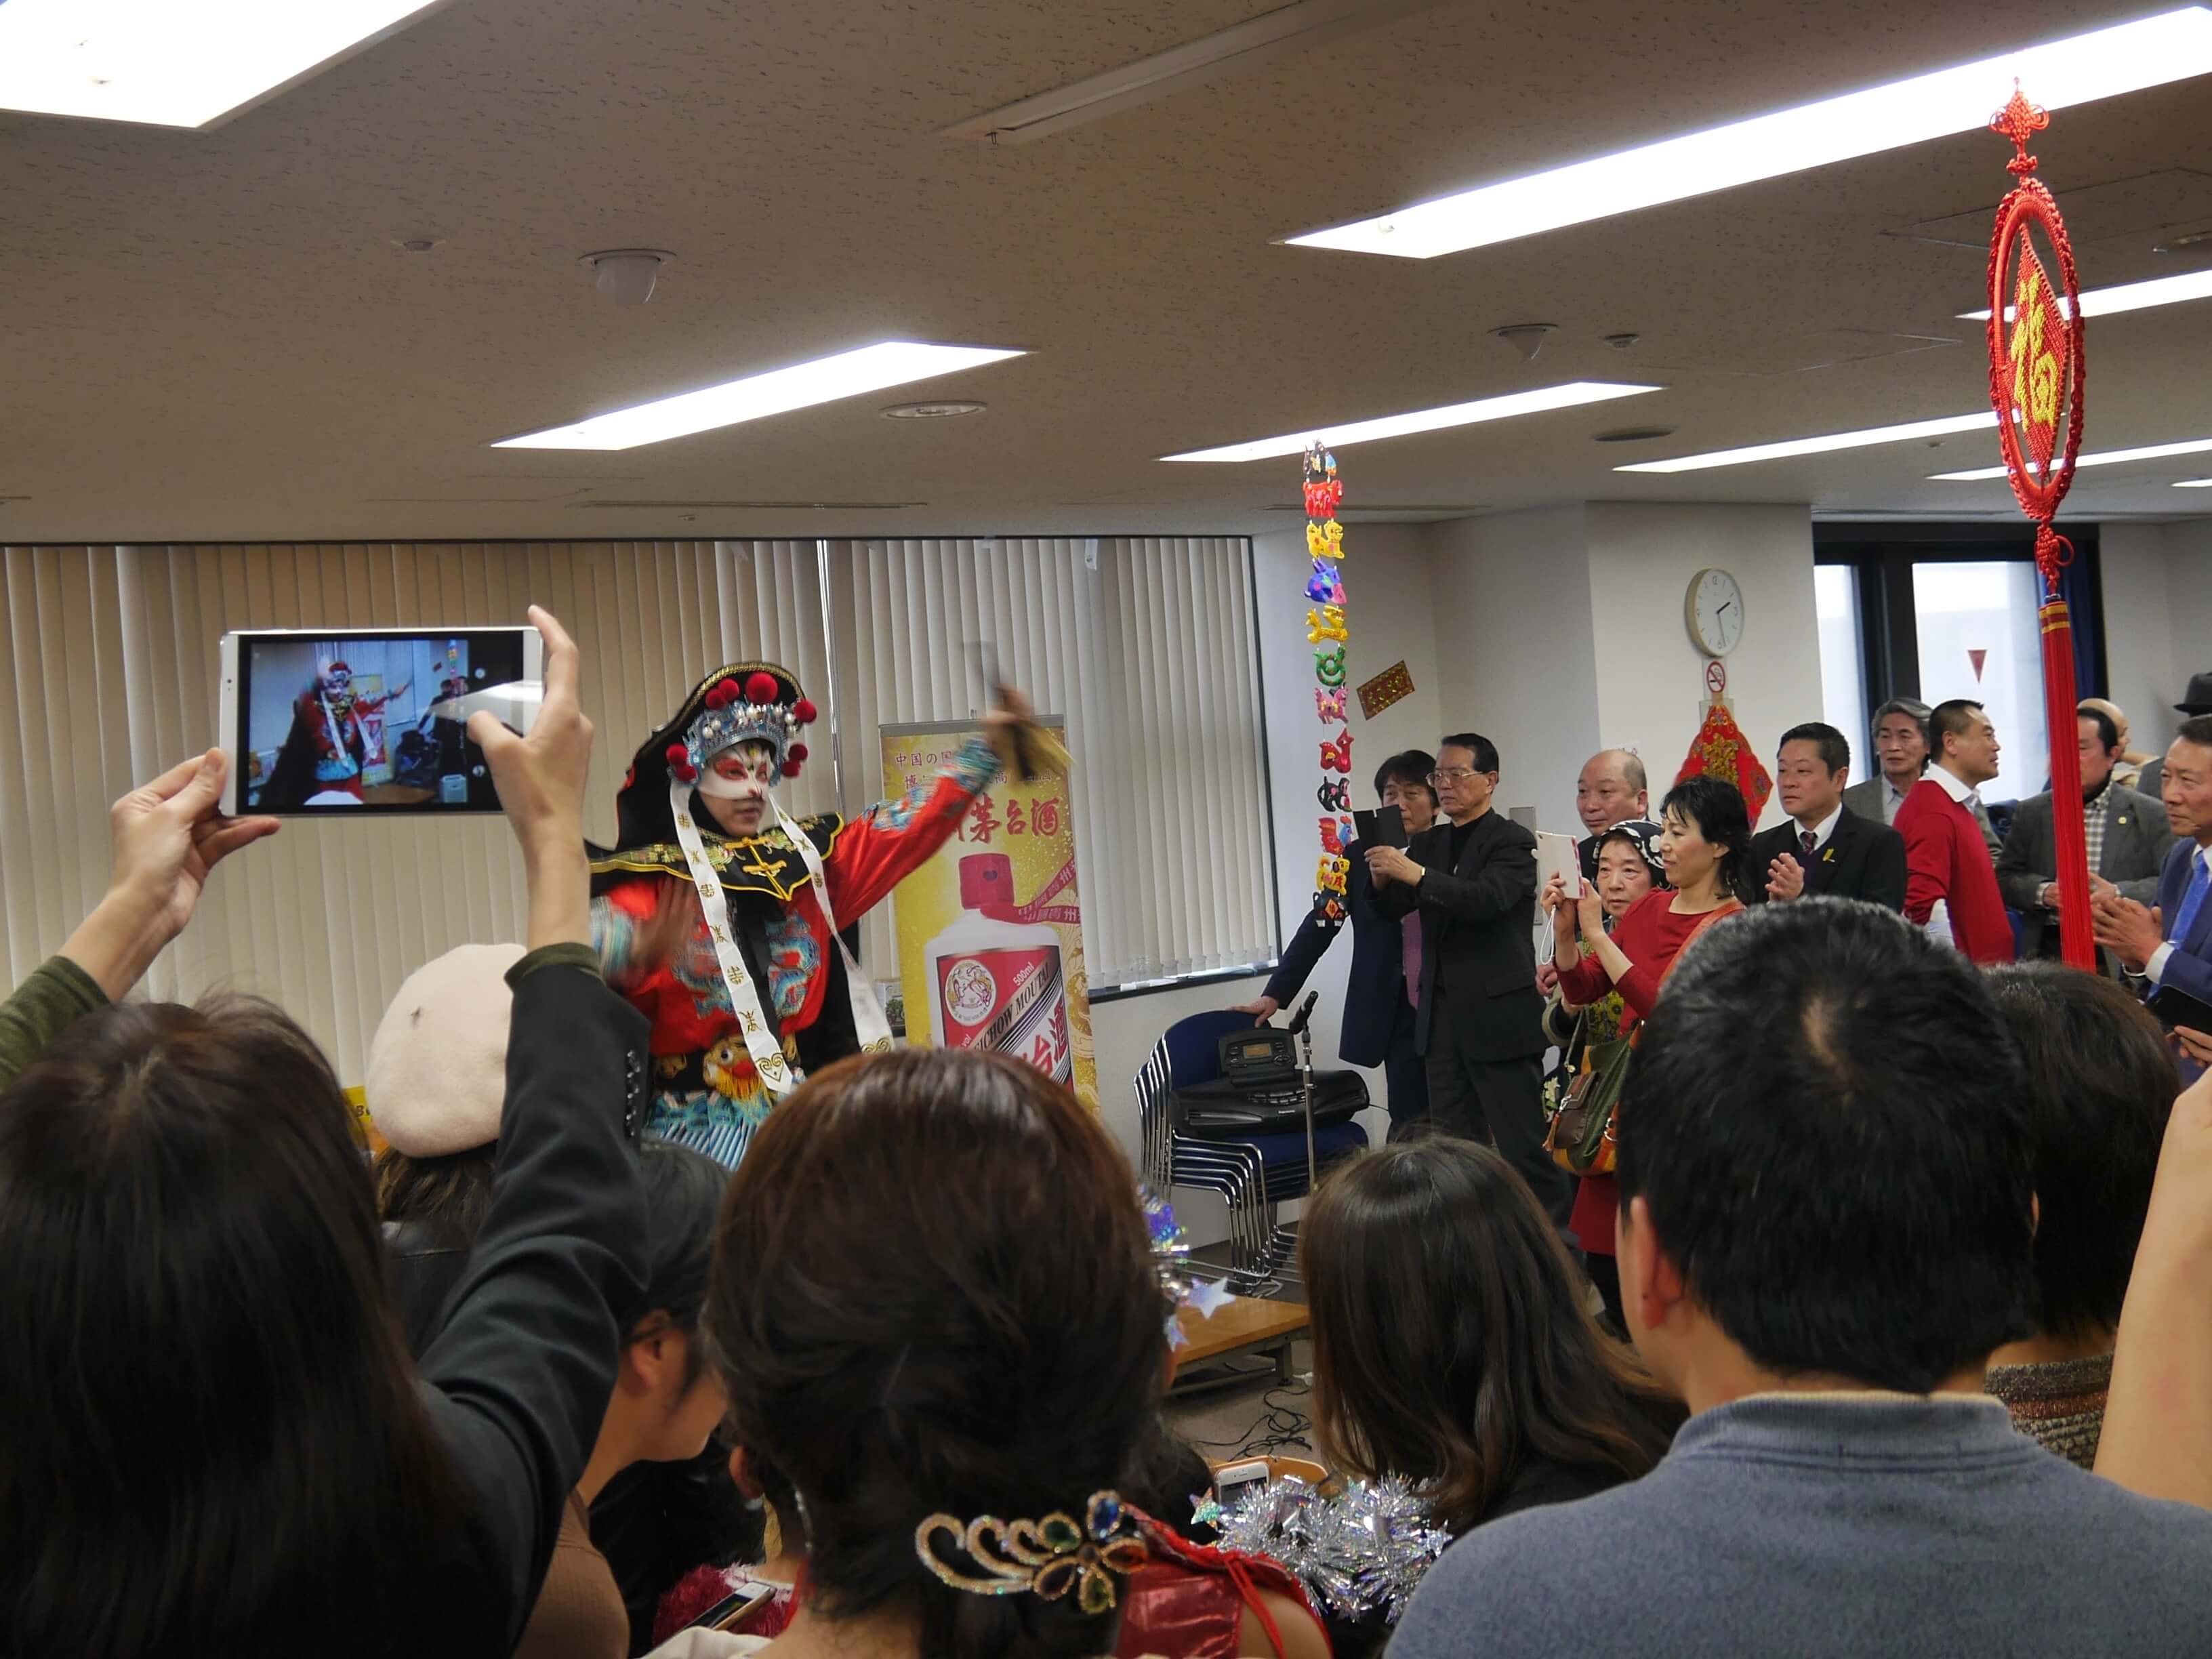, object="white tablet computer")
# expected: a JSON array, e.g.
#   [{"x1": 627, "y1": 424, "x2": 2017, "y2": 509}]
[{"x1": 218, "y1": 625, "x2": 541, "y2": 816}]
